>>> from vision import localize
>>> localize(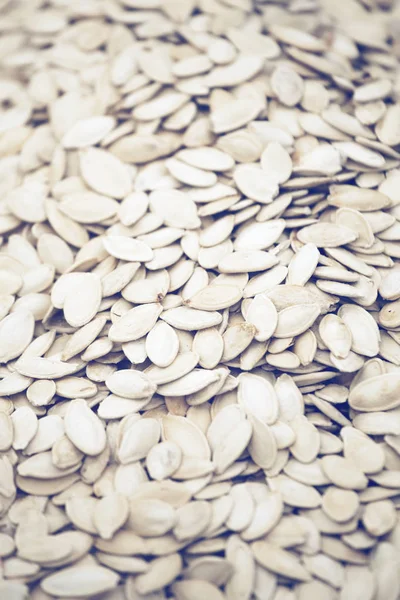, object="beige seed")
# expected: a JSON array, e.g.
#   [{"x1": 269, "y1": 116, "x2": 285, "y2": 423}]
[
  {"x1": 178, "y1": 147, "x2": 234, "y2": 172},
  {"x1": 234, "y1": 164, "x2": 278, "y2": 204},
  {"x1": 62, "y1": 116, "x2": 115, "y2": 149},
  {"x1": 41, "y1": 565, "x2": 119, "y2": 597},
  {"x1": 158, "y1": 369, "x2": 219, "y2": 397},
  {"x1": 146, "y1": 351, "x2": 200, "y2": 385},
  {"x1": 106, "y1": 369, "x2": 156, "y2": 399},
  {"x1": 290, "y1": 415, "x2": 320, "y2": 463},
  {"x1": 362, "y1": 500, "x2": 396, "y2": 537},
  {"x1": 0, "y1": 411, "x2": 13, "y2": 451},
  {"x1": 109, "y1": 303, "x2": 163, "y2": 342},
  {"x1": 218, "y1": 251, "x2": 278, "y2": 274},
  {"x1": 222, "y1": 322, "x2": 256, "y2": 361},
  {"x1": 268, "y1": 474, "x2": 321, "y2": 509},
  {"x1": 213, "y1": 419, "x2": 253, "y2": 475},
  {"x1": 321, "y1": 456, "x2": 368, "y2": 490},
  {"x1": 287, "y1": 243, "x2": 319, "y2": 286},
  {"x1": 234, "y1": 220, "x2": 286, "y2": 252},
  {"x1": 17, "y1": 451, "x2": 80, "y2": 479},
  {"x1": 252, "y1": 540, "x2": 311, "y2": 582},
  {"x1": 63, "y1": 273, "x2": 102, "y2": 328},
  {"x1": 193, "y1": 328, "x2": 224, "y2": 369},
  {"x1": 269, "y1": 24, "x2": 326, "y2": 52},
  {"x1": 166, "y1": 158, "x2": 217, "y2": 188},
  {"x1": 163, "y1": 414, "x2": 210, "y2": 461},
  {"x1": 15, "y1": 356, "x2": 79, "y2": 379},
  {"x1": 349, "y1": 373, "x2": 400, "y2": 412},
  {"x1": 118, "y1": 417, "x2": 160, "y2": 464},
  {"x1": 174, "y1": 500, "x2": 211, "y2": 540},
  {"x1": 319, "y1": 314, "x2": 352, "y2": 359},
  {"x1": 60, "y1": 192, "x2": 118, "y2": 224},
  {"x1": 79, "y1": 147, "x2": 132, "y2": 199},
  {"x1": 133, "y1": 92, "x2": 189, "y2": 121},
  {"x1": 248, "y1": 416, "x2": 277, "y2": 470},
  {"x1": 187, "y1": 285, "x2": 242, "y2": 311},
  {"x1": 341, "y1": 426, "x2": 385, "y2": 474},
  {"x1": 146, "y1": 441, "x2": 182, "y2": 481},
  {"x1": 297, "y1": 222, "x2": 357, "y2": 247},
  {"x1": 322, "y1": 487, "x2": 360, "y2": 523},
  {"x1": 238, "y1": 373, "x2": 279, "y2": 424},
  {"x1": 146, "y1": 321, "x2": 179, "y2": 368},
  {"x1": 271, "y1": 65, "x2": 304, "y2": 107},
  {"x1": 128, "y1": 498, "x2": 176, "y2": 537},
  {"x1": 274, "y1": 304, "x2": 320, "y2": 338},
  {"x1": 261, "y1": 142, "x2": 292, "y2": 184},
  {"x1": 64, "y1": 399, "x2": 106, "y2": 456},
  {"x1": 135, "y1": 554, "x2": 182, "y2": 595},
  {"x1": 0, "y1": 310, "x2": 34, "y2": 363}
]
